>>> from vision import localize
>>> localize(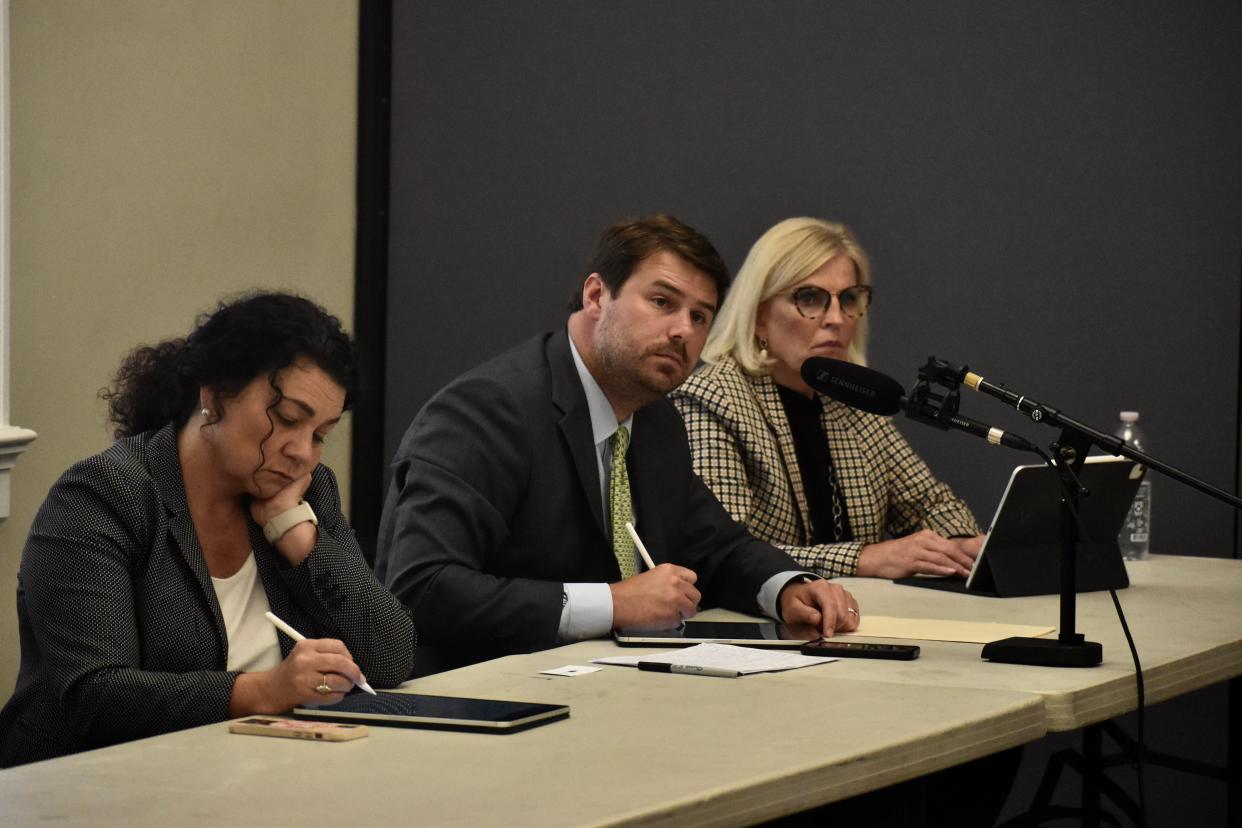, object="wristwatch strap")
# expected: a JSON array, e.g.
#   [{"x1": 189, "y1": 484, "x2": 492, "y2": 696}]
[{"x1": 263, "y1": 500, "x2": 319, "y2": 544}]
